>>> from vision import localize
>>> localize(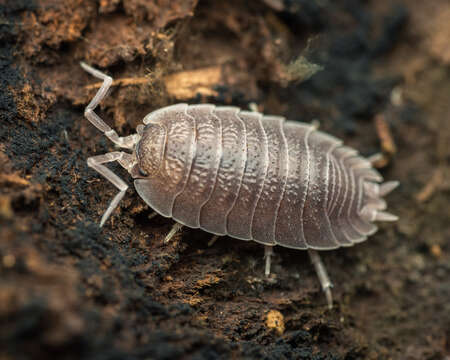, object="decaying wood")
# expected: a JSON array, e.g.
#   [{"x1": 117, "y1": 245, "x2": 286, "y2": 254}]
[{"x1": 85, "y1": 66, "x2": 223, "y2": 100}]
